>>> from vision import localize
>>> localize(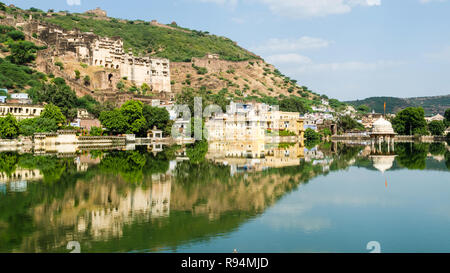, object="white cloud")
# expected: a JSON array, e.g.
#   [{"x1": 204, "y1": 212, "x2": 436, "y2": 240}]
[
  {"x1": 266, "y1": 53, "x2": 312, "y2": 64},
  {"x1": 196, "y1": 0, "x2": 381, "y2": 18},
  {"x1": 425, "y1": 46, "x2": 450, "y2": 62},
  {"x1": 67, "y1": 0, "x2": 81, "y2": 6},
  {"x1": 419, "y1": 0, "x2": 447, "y2": 3},
  {"x1": 253, "y1": 36, "x2": 332, "y2": 53},
  {"x1": 257, "y1": 0, "x2": 381, "y2": 18}
]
